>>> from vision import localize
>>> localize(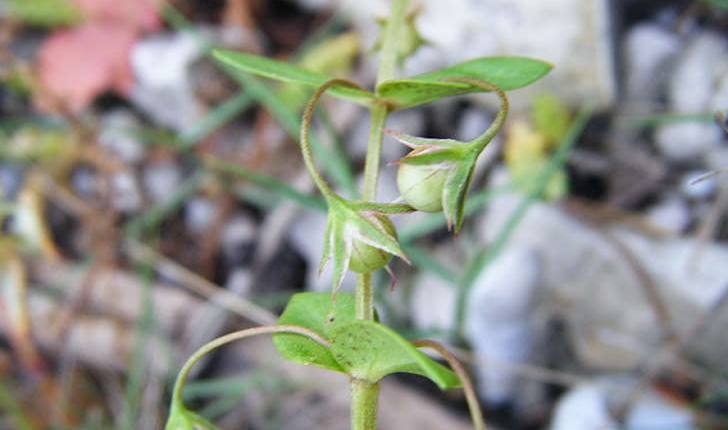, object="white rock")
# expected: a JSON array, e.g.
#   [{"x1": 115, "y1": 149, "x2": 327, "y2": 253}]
[
  {"x1": 185, "y1": 196, "x2": 218, "y2": 234},
  {"x1": 550, "y1": 384, "x2": 616, "y2": 430},
  {"x1": 646, "y1": 195, "x2": 691, "y2": 234},
  {"x1": 625, "y1": 387, "x2": 695, "y2": 429},
  {"x1": 224, "y1": 268, "x2": 253, "y2": 296},
  {"x1": 130, "y1": 32, "x2": 204, "y2": 131},
  {"x1": 622, "y1": 23, "x2": 681, "y2": 102},
  {"x1": 220, "y1": 215, "x2": 257, "y2": 254},
  {"x1": 409, "y1": 272, "x2": 457, "y2": 335},
  {"x1": 70, "y1": 165, "x2": 98, "y2": 198},
  {"x1": 464, "y1": 247, "x2": 541, "y2": 405},
  {"x1": 0, "y1": 164, "x2": 24, "y2": 200},
  {"x1": 478, "y1": 193, "x2": 728, "y2": 369},
  {"x1": 680, "y1": 170, "x2": 717, "y2": 199},
  {"x1": 109, "y1": 171, "x2": 142, "y2": 213},
  {"x1": 668, "y1": 31, "x2": 728, "y2": 112},
  {"x1": 653, "y1": 122, "x2": 723, "y2": 162},
  {"x1": 97, "y1": 109, "x2": 146, "y2": 164},
  {"x1": 142, "y1": 161, "x2": 182, "y2": 203}
]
